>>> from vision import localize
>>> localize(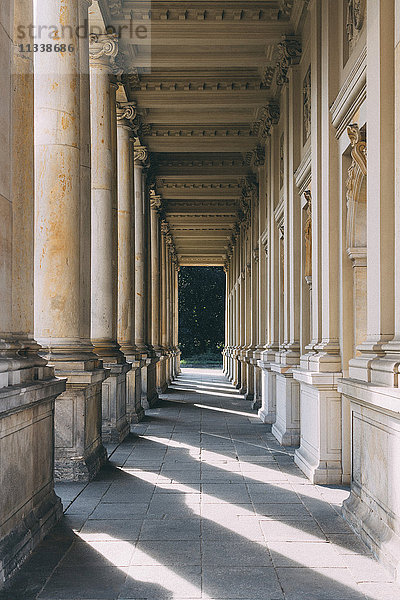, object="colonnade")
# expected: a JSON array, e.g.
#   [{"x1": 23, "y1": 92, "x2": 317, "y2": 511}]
[
  {"x1": 2, "y1": 0, "x2": 400, "y2": 587},
  {"x1": 0, "y1": 0, "x2": 179, "y2": 582}
]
